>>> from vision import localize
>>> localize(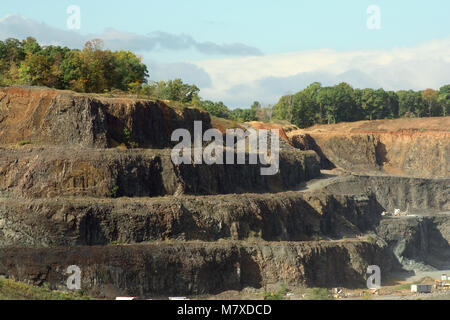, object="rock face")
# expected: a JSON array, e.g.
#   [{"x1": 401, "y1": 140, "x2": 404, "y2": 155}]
[
  {"x1": 376, "y1": 216, "x2": 450, "y2": 270},
  {"x1": 323, "y1": 175, "x2": 449, "y2": 211},
  {"x1": 0, "y1": 191, "x2": 382, "y2": 247},
  {"x1": 0, "y1": 87, "x2": 448, "y2": 298},
  {"x1": 289, "y1": 117, "x2": 450, "y2": 178},
  {"x1": 0, "y1": 86, "x2": 211, "y2": 148},
  {"x1": 0, "y1": 147, "x2": 320, "y2": 198},
  {"x1": 0, "y1": 87, "x2": 321, "y2": 199},
  {"x1": 0, "y1": 241, "x2": 396, "y2": 298}
]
